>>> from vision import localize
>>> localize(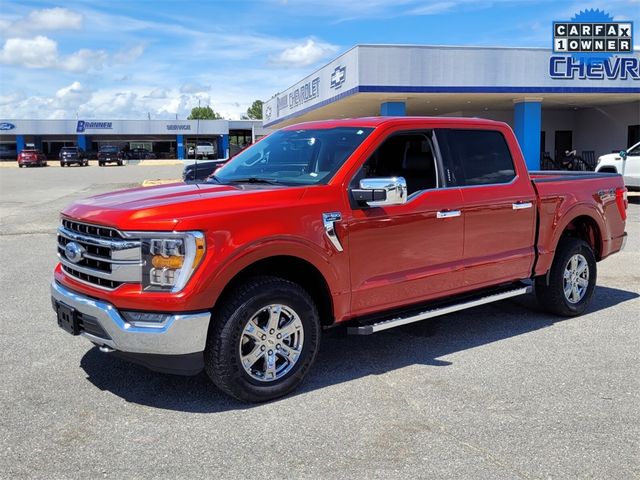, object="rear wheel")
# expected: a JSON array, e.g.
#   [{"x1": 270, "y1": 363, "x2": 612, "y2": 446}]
[
  {"x1": 60, "y1": 162, "x2": 65, "y2": 167},
  {"x1": 535, "y1": 238, "x2": 597, "y2": 316},
  {"x1": 204, "y1": 276, "x2": 321, "y2": 402}
]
